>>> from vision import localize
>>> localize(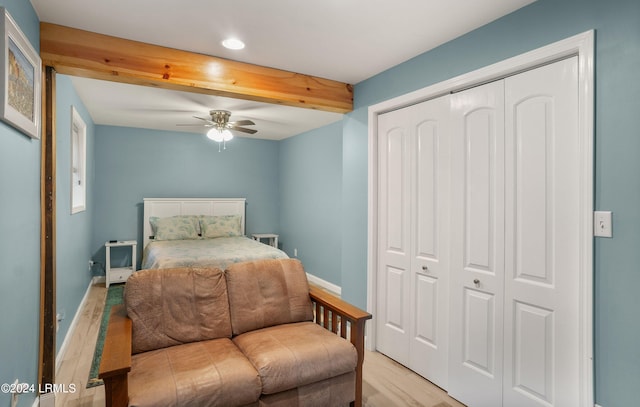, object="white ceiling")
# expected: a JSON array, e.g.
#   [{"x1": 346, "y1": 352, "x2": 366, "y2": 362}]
[
  {"x1": 30, "y1": 0, "x2": 535, "y2": 140},
  {"x1": 67, "y1": 77, "x2": 344, "y2": 141}
]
